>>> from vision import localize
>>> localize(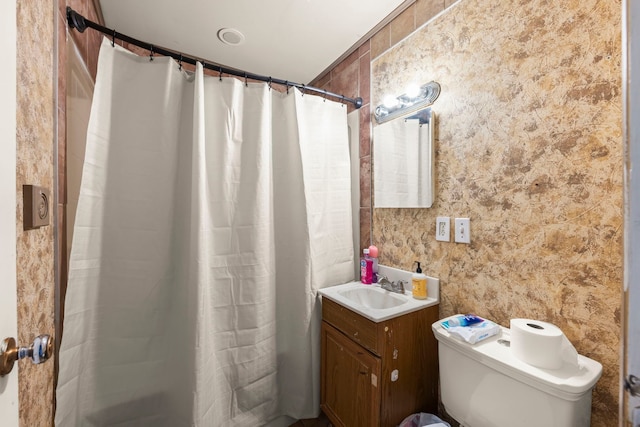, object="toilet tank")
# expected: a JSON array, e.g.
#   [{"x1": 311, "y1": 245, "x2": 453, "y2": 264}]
[{"x1": 432, "y1": 316, "x2": 602, "y2": 427}]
